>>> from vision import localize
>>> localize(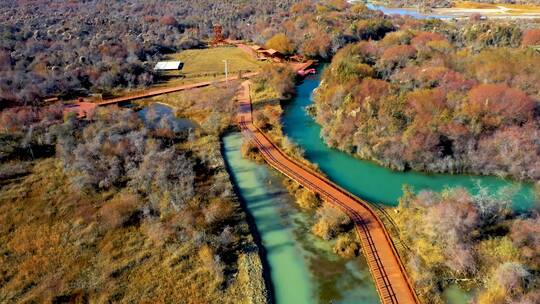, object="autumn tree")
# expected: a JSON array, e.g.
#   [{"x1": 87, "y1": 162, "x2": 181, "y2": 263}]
[
  {"x1": 265, "y1": 33, "x2": 295, "y2": 55},
  {"x1": 521, "y1": 28, "x2": 540, "y2": 47},
  {"x1": 464, "y1": 84, "x2": 534, "y2": 130}
]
